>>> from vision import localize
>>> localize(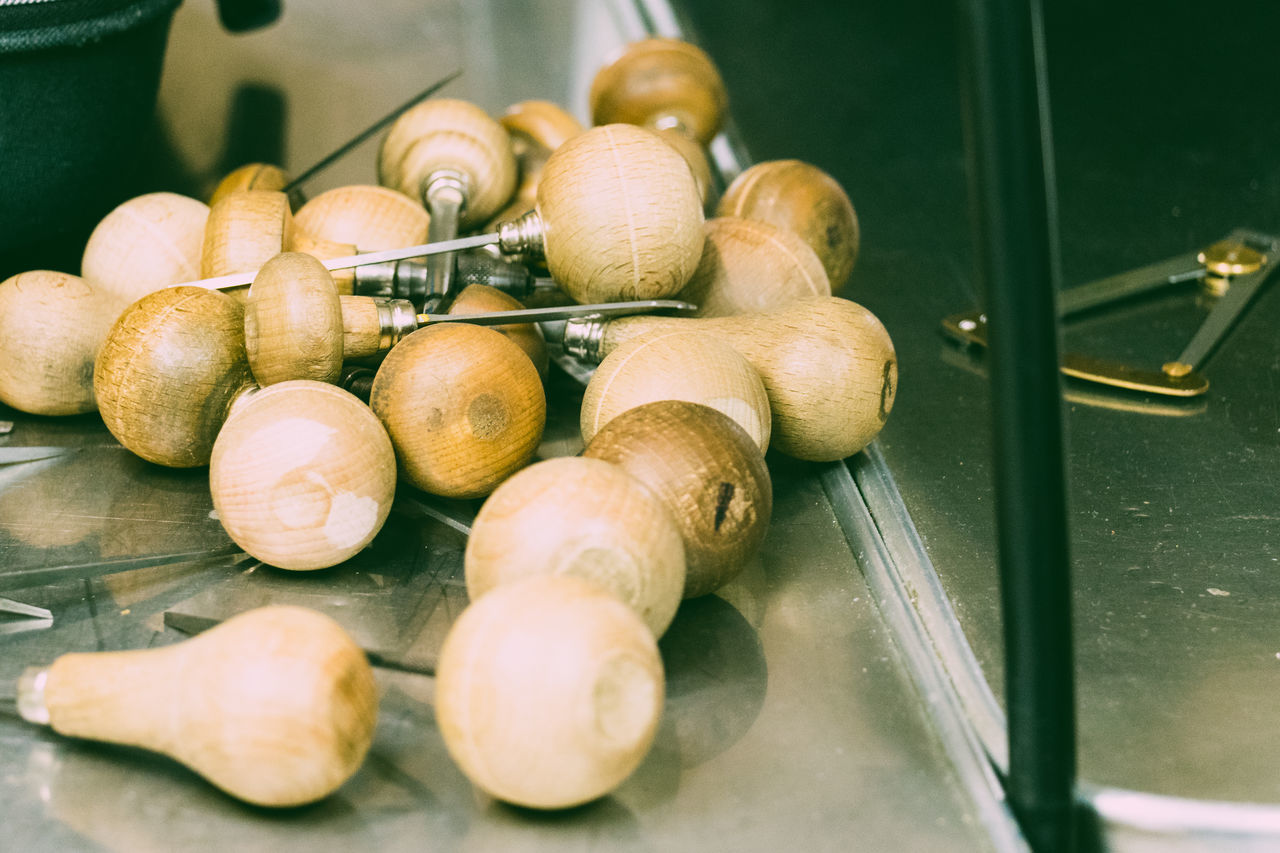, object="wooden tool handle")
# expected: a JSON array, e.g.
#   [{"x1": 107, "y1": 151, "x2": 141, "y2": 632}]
[
  {"x1": 592, "y1": 296, "x2": 896, "y2": 461},
  {"x1": 209, "y1": 163, "x2": 290, "y2": 206},
  {"x1": 201, "y1": 190, "x2": 293, "y2": 280},
  {"x1": 245, "y1": 252, "x2": 343, "y2": 385},
  {"x1": 81, "y1": 192, "x2": 210, "y2": 306},
  {"x1": 589, "y1": 37, "x2": 727, "y2": 145},
  {"x1": 32, "y1": 605, "x2": 377, "y2": 807},
  {"x1": 293, "y1": 184, "x2": 430, "y2": 251}
]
